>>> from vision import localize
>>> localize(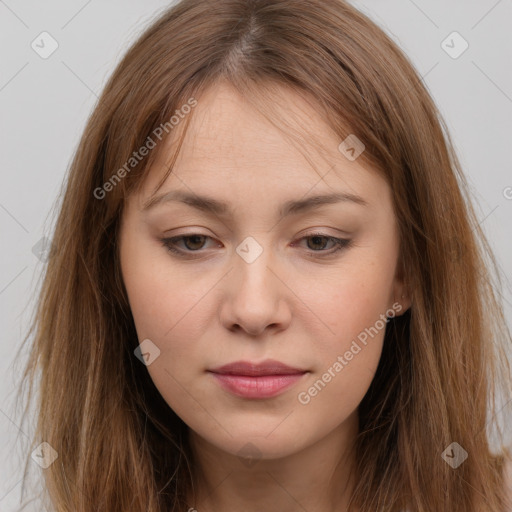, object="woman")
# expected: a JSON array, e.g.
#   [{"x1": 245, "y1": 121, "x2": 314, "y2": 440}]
[{"x1": 15, "y1": 0, "x2": 512, "y2": 510}]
